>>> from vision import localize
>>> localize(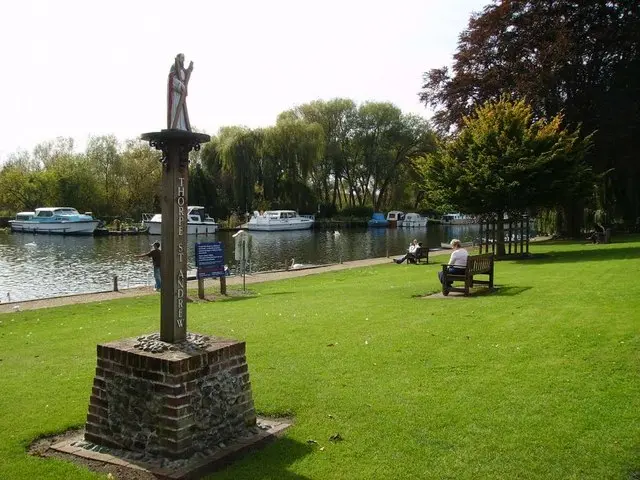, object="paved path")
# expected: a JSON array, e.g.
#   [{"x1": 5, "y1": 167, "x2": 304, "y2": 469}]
[{"x1": 1, "y1": 255, "x2": 443, "y2": 314}]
